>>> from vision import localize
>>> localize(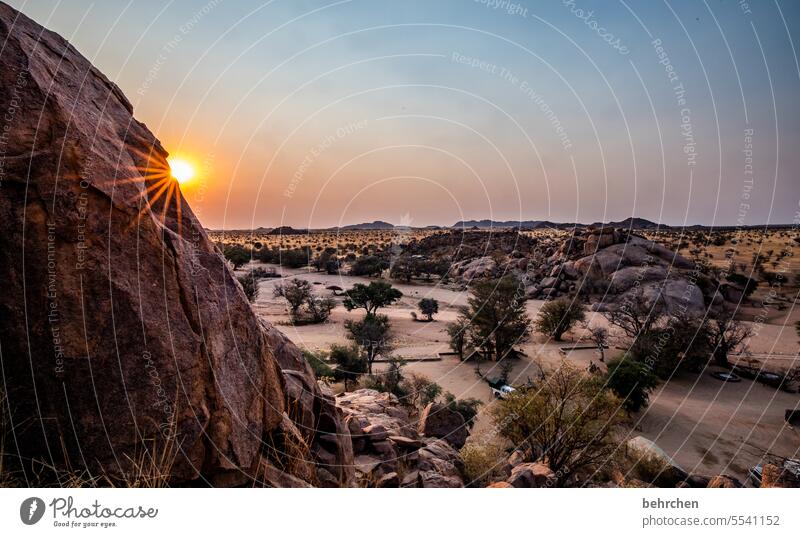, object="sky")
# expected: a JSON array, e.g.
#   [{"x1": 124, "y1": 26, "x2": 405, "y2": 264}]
[{"x1": 9, "y1": 0, "x2": 800, "y2": 229}]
